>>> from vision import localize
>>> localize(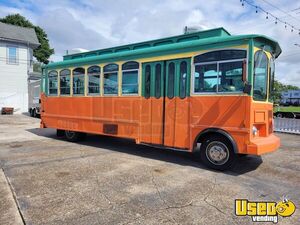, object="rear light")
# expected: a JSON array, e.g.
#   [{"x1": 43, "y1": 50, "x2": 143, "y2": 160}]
[{"x1": 252, "y1": 126, "x2": 258, "y2": 136}]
